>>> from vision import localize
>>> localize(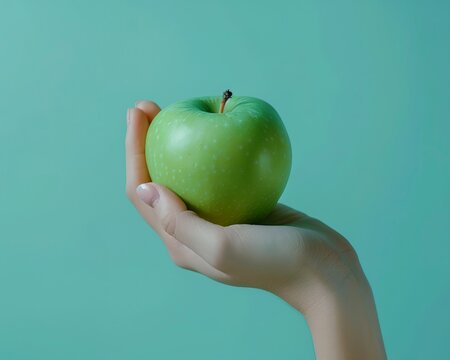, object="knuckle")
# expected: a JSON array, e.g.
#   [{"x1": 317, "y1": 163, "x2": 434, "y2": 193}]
[{"x1": 161, "y1": 212, "x2": 176, "y2": 236}]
